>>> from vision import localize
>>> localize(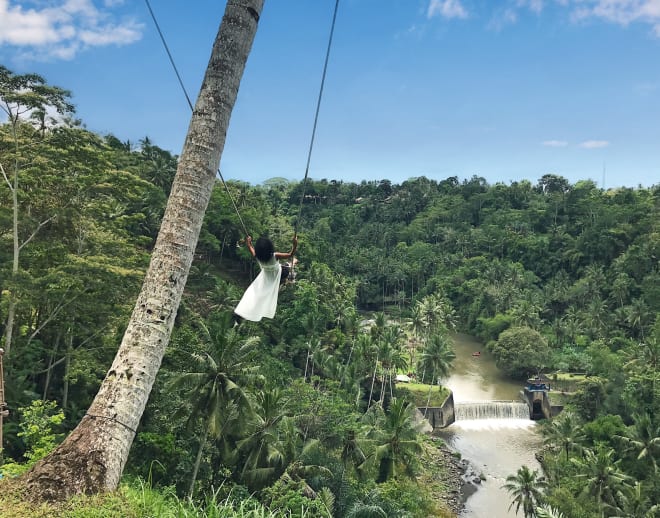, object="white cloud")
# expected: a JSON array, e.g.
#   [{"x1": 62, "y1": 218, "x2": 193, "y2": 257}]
[
  {"x1": 569, "y1": 0, "x2": 660, "y2": 36},
  {"x1": 79, "y1": 23, "x2": 140, "y2": 45},
  {"x1": 0, "y1": 0, "x2": 143, "y2": 61},
  {"x1": 543, "y1": 140, "x2": 568, "y2": 147},
  {"x1": 516, "y1": 0, "x2": 544, "y2": 14},
  {"x1": 579, "y1": 140, "x2": 610, "y2": 149},
  {"x1": 427, "y1": 0, "x2": 469, "y2": 19},
  {"x1": 488, "y1": 8, "x2": 518, "y2": 31},
  {"x1": 427, "y1": 0, "x2": 660, "y2": 36}
]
